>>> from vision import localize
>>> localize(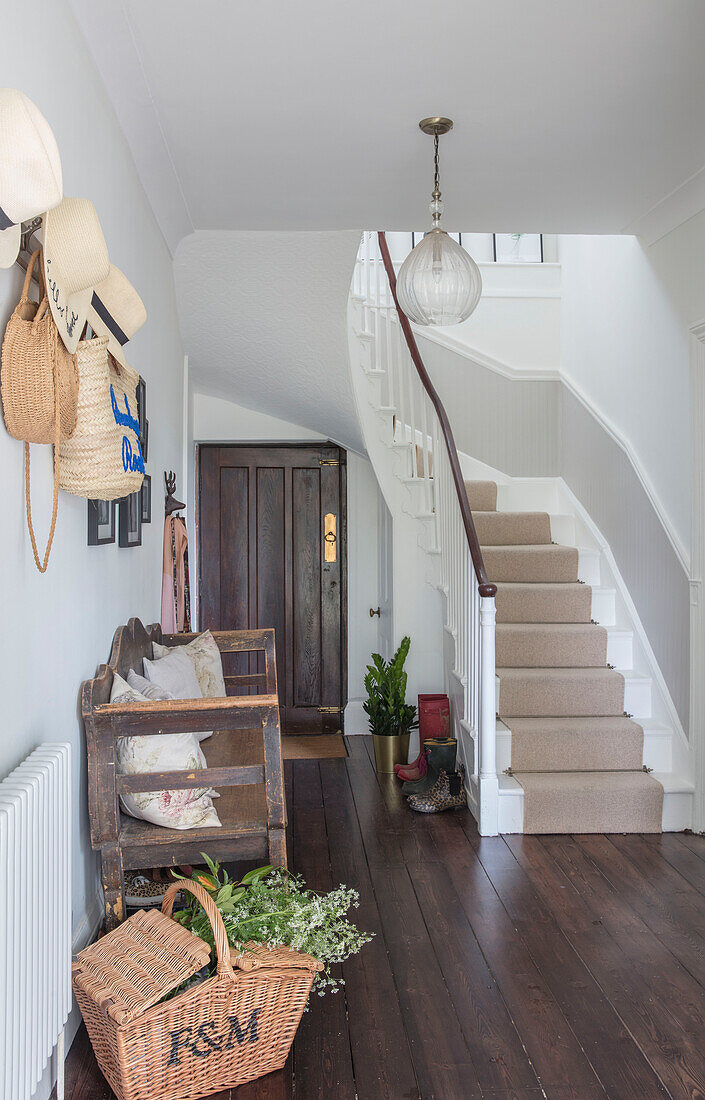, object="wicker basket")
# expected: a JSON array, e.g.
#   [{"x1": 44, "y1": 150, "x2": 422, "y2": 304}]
[
  {"x1": 72, "y1": 880, "x2": 322, "y2": 1100},
  {"x1": 58, "y1": 336, "x2": 143, "y2": 500}
]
